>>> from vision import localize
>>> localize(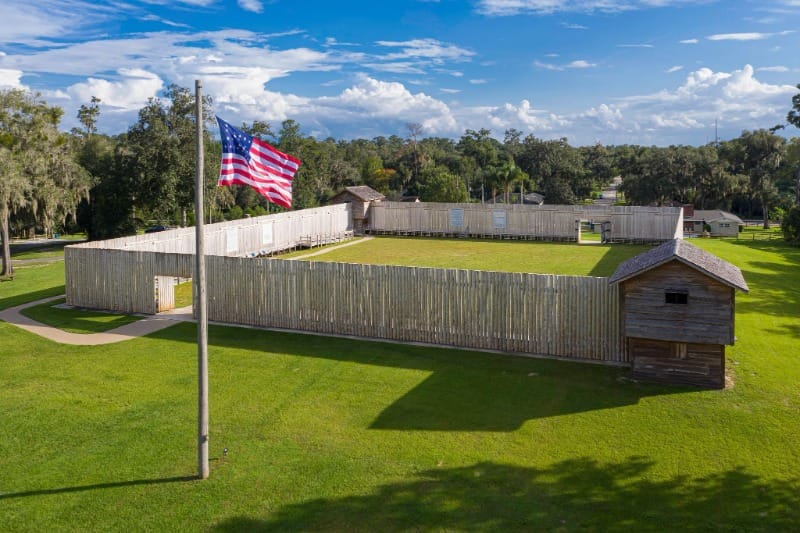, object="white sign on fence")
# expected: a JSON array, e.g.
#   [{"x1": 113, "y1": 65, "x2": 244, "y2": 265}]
[
  {"x1": 493, "y1": 210, "x2": 507, "y2": 229},
  {"x1": 226, "y1": 228, "x2": 238, "y2": 253},
  {"x1": 262, "y1": 222, "x2": 273, "y2": 245},
  {"x1": 449, "y1": 208, "x2": 464, "y2": 228}
]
